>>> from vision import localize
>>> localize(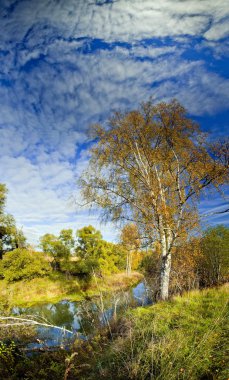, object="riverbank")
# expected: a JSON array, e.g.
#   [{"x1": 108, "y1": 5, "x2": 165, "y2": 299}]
[
  {"x1": 69, "y1": 283, "x2": 229, "y2": 380},
  {"x1": 0, "y1": 271, "x2": 143, "y2": 309},
  {"x1": 1, "y1": 284, "x2": 228, "y2": 380}
]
